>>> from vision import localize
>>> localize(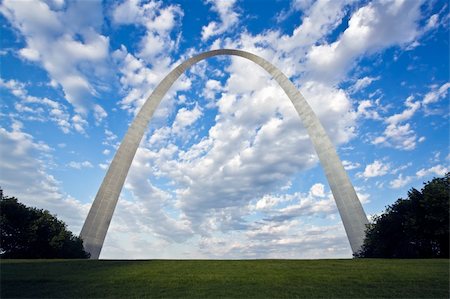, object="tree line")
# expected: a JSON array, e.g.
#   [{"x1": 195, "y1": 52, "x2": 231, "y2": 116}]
[
  {"x1": 0, "y1": 192, "x2": 89, "y2": 258},
  {"x1": 356, "y1": 173, "x2": 449, "y2": 258}
]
